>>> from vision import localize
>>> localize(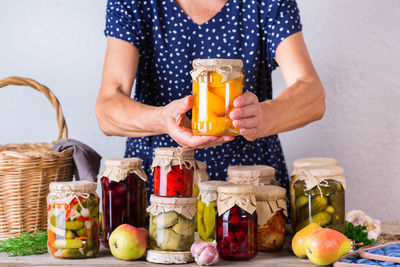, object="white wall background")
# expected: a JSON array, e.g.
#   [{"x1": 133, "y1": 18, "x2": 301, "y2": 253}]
[{"x1": 0, "y1": 1, "x2": 399, "y2": 221}]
